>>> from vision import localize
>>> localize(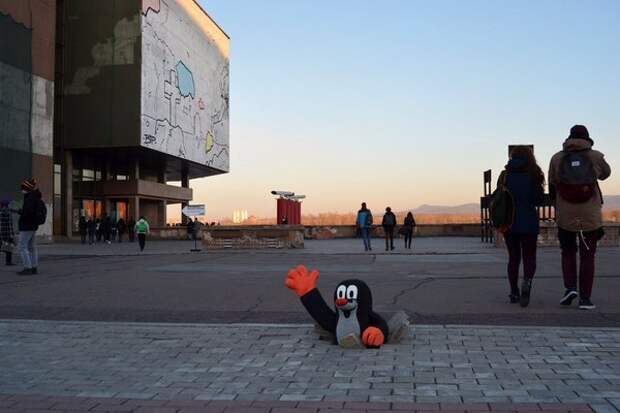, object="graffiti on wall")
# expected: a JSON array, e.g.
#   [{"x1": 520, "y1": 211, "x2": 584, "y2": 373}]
[{"x1": 141, "y1": 0, "x2": 230, "y2": 172}]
